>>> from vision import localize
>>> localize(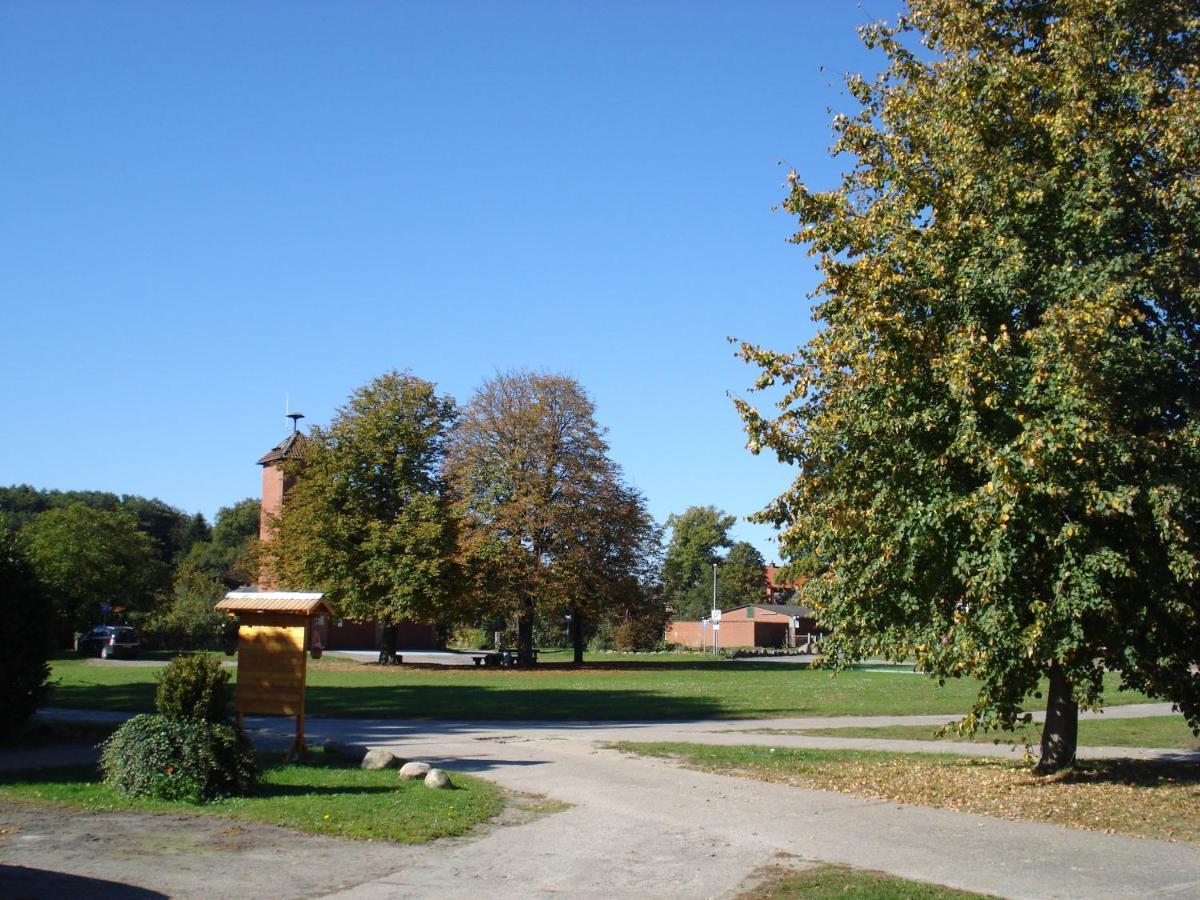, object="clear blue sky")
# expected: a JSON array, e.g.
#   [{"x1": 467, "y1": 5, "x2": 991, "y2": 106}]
[{"x1": 1, "y1": 1, "x2": 885, "y2": 560}]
